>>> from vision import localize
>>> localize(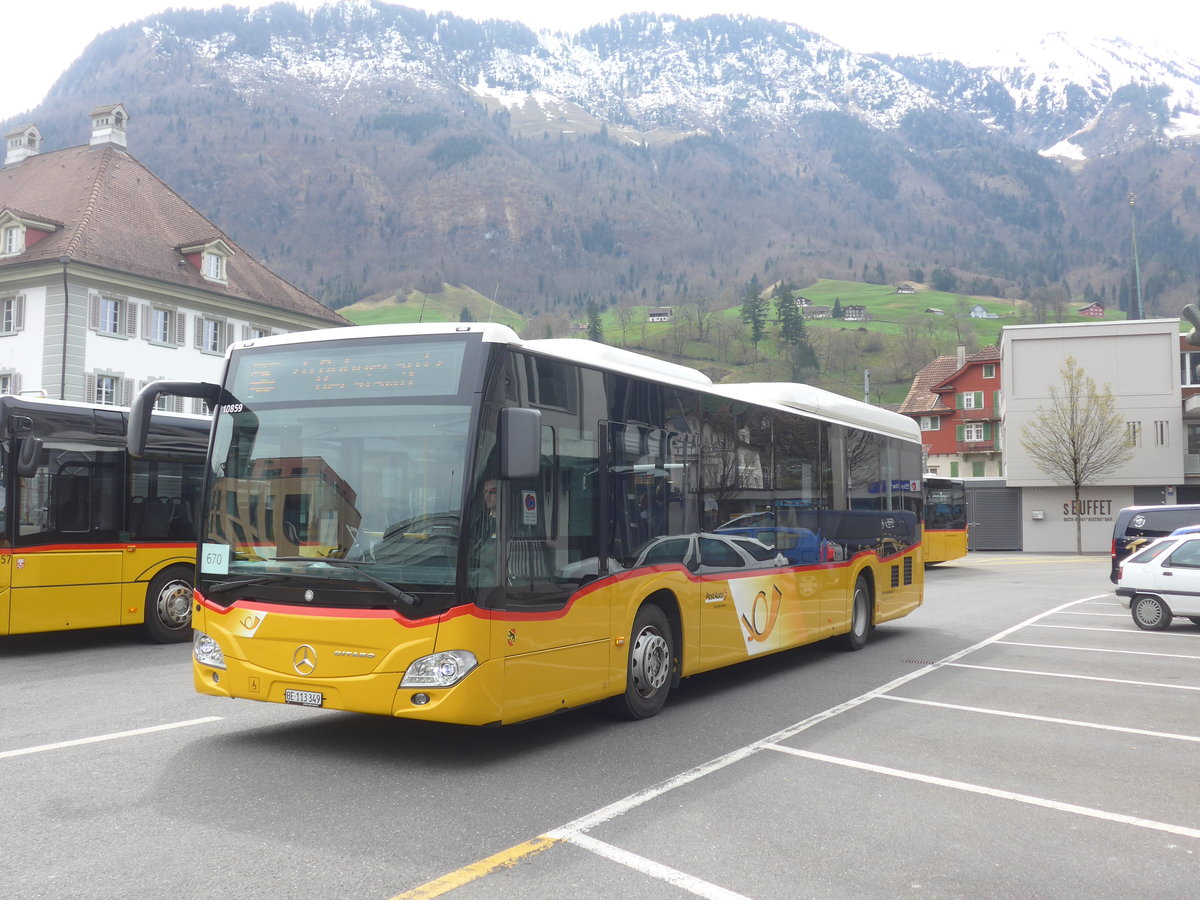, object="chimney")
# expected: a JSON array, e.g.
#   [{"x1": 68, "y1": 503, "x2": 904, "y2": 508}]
[
  {"x1": 5, "y1": 124, "x2": 42, "y2": 166},
  {"x1": 89, "y1": 103, "x2": 128, "y2": 150},
  {"x1": 956, "y1": 345, "x2": 966, "y2": 368}
]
